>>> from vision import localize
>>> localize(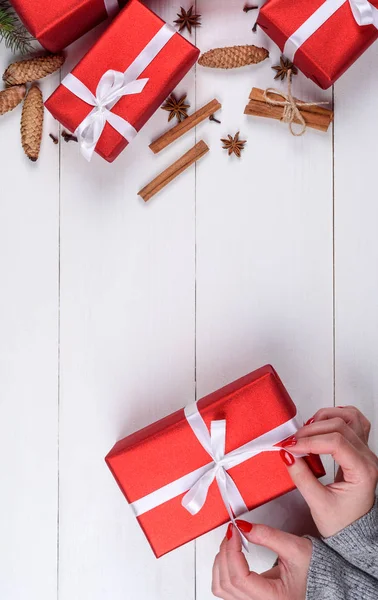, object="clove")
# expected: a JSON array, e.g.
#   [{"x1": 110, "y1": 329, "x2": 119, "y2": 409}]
[{"x1": 61, "y1": 130, "x2": 78, "y2": 143}]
